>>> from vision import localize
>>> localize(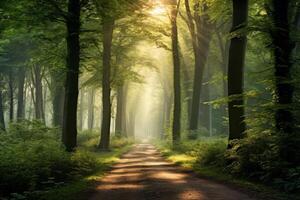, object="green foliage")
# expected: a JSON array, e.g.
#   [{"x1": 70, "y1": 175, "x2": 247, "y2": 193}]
[
  {"x1": 226, "y1": 135, "x2": 300, "y2": 193},
  {"x1": 159, "y1": 136, "x2": 300, "y2": 193},
  {"x1": 0, "y1": 121, "x2": 99, "y2": 198}
]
